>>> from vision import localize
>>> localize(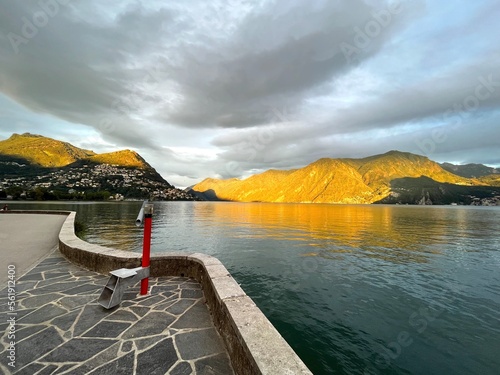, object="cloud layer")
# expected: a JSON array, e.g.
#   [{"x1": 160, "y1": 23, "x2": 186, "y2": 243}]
[{"x1": 1, "y1": 0, "x2": 499, "y2": 186}]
